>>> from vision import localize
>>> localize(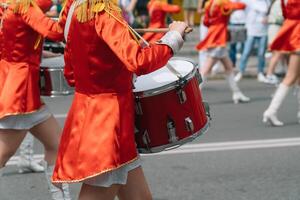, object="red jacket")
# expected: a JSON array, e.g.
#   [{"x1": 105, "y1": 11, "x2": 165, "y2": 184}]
[
  {"x1": 142, "y1": 0, "x2": 180, "y2": 42},
  {"x1": 0, "y1": 0, "x2": 67, "y2": 119},
  {"x1": 269, "y1": 0, "x2": 300, "y2": 52},
  {"x1": 52, "y1": 3, "x2": 173, "y2": 183},
  {"x1": 196, "y1": 0, "x2": 245, "y2": 51}
]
